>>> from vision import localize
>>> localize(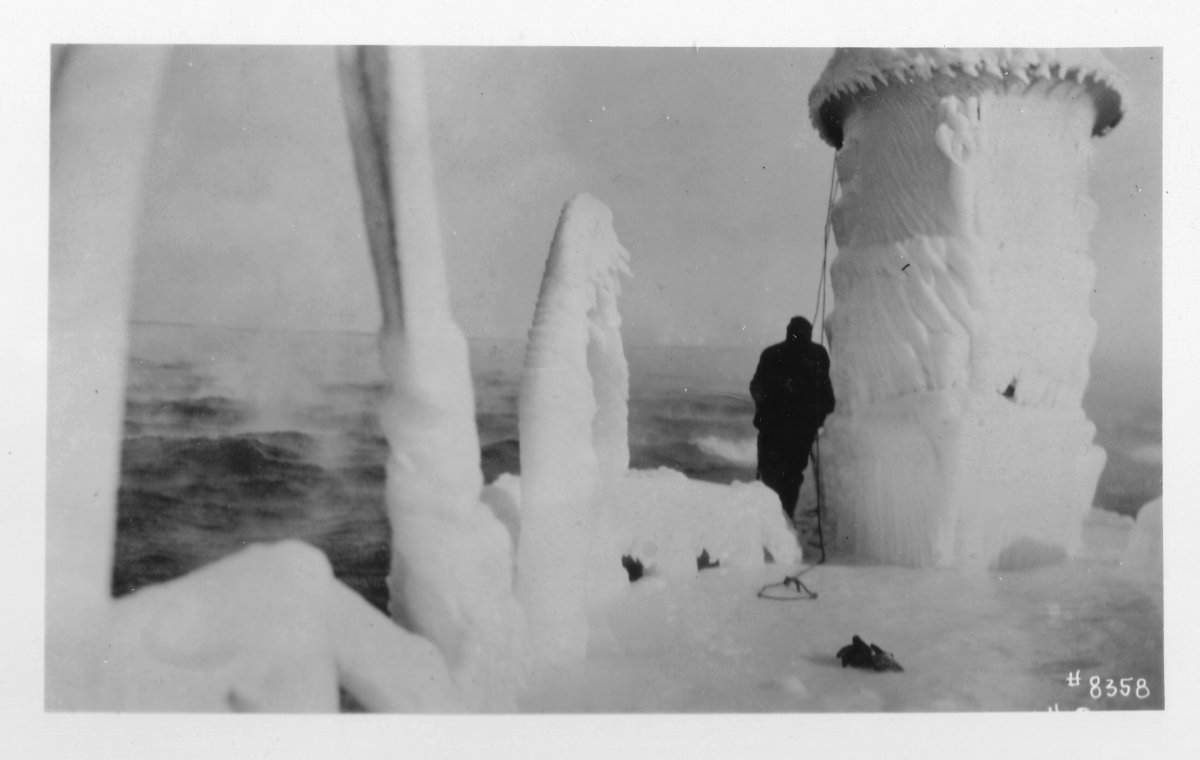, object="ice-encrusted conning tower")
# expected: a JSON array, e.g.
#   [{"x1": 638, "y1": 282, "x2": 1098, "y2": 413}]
[{"x1": 808, "y1": 49, "x2": 1128, "y2": 569}]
